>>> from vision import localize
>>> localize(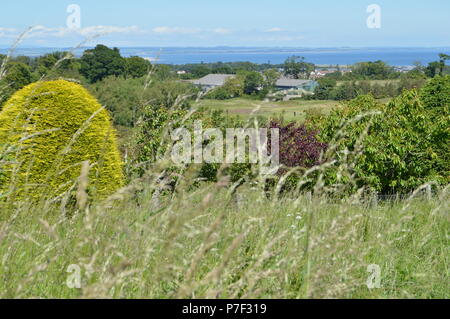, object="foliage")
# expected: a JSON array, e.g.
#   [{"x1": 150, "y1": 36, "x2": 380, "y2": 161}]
[
  {"x1": 425, "y1": 61, "x2": 441, "y2": 78},
  {"x1": 135, "y1": 104, "x2": 188, "y2": 169},
  {"x1": 90, "y1": 77, "x2": 197, "y2": 127},
  {"x1": 419, "y1": 75, "x2": 450, "y2": 109},
  {"x1": 315, "y1": 89, "x2": 449, "y2": 194},
  {"x1": 283, "y1": 56, "x2": 315, "y2": 79},
  {"x1": 80, "y1": 45, "x2": 126, "y2": 83},
  {"x1": 205, "y1": 76, "x2": 244, "y2": 100},
  {"x1": 271, "y1": 121, "x2": 327, "y2": 169},
  {"x1": 263, "y1": 68, "x2": 280, "y2": 90},
  {"x1": 0, "y1": 62, "x2": 35, "y2": 106},
  {"x1": 125, "y1": 56, "x2": 151, "y2": 79},
  {"x1": 313, "y1": 78, "x2": 337, "y2": 100},
  {"x1": 89, "y1": 76, "x2": 147, "y2": 127},
  {"x1": 0, "y1": 80, "x2": 124, "y2": 200},
  {"x1": 351, "y1": 60, "x2": 396, "y2": 79},
  {"x1": 205, "y1": 71, "x2": 266, "y2": 100},
  {"x1": 242, "y1": 71, "x2": 264, "y2": 95},
  {"x1": 134, "y1": 105, "x2": 248, "y2": 183},
  {"x1": 311, "y1": 78, "x2": 426, "y2": 101}
]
